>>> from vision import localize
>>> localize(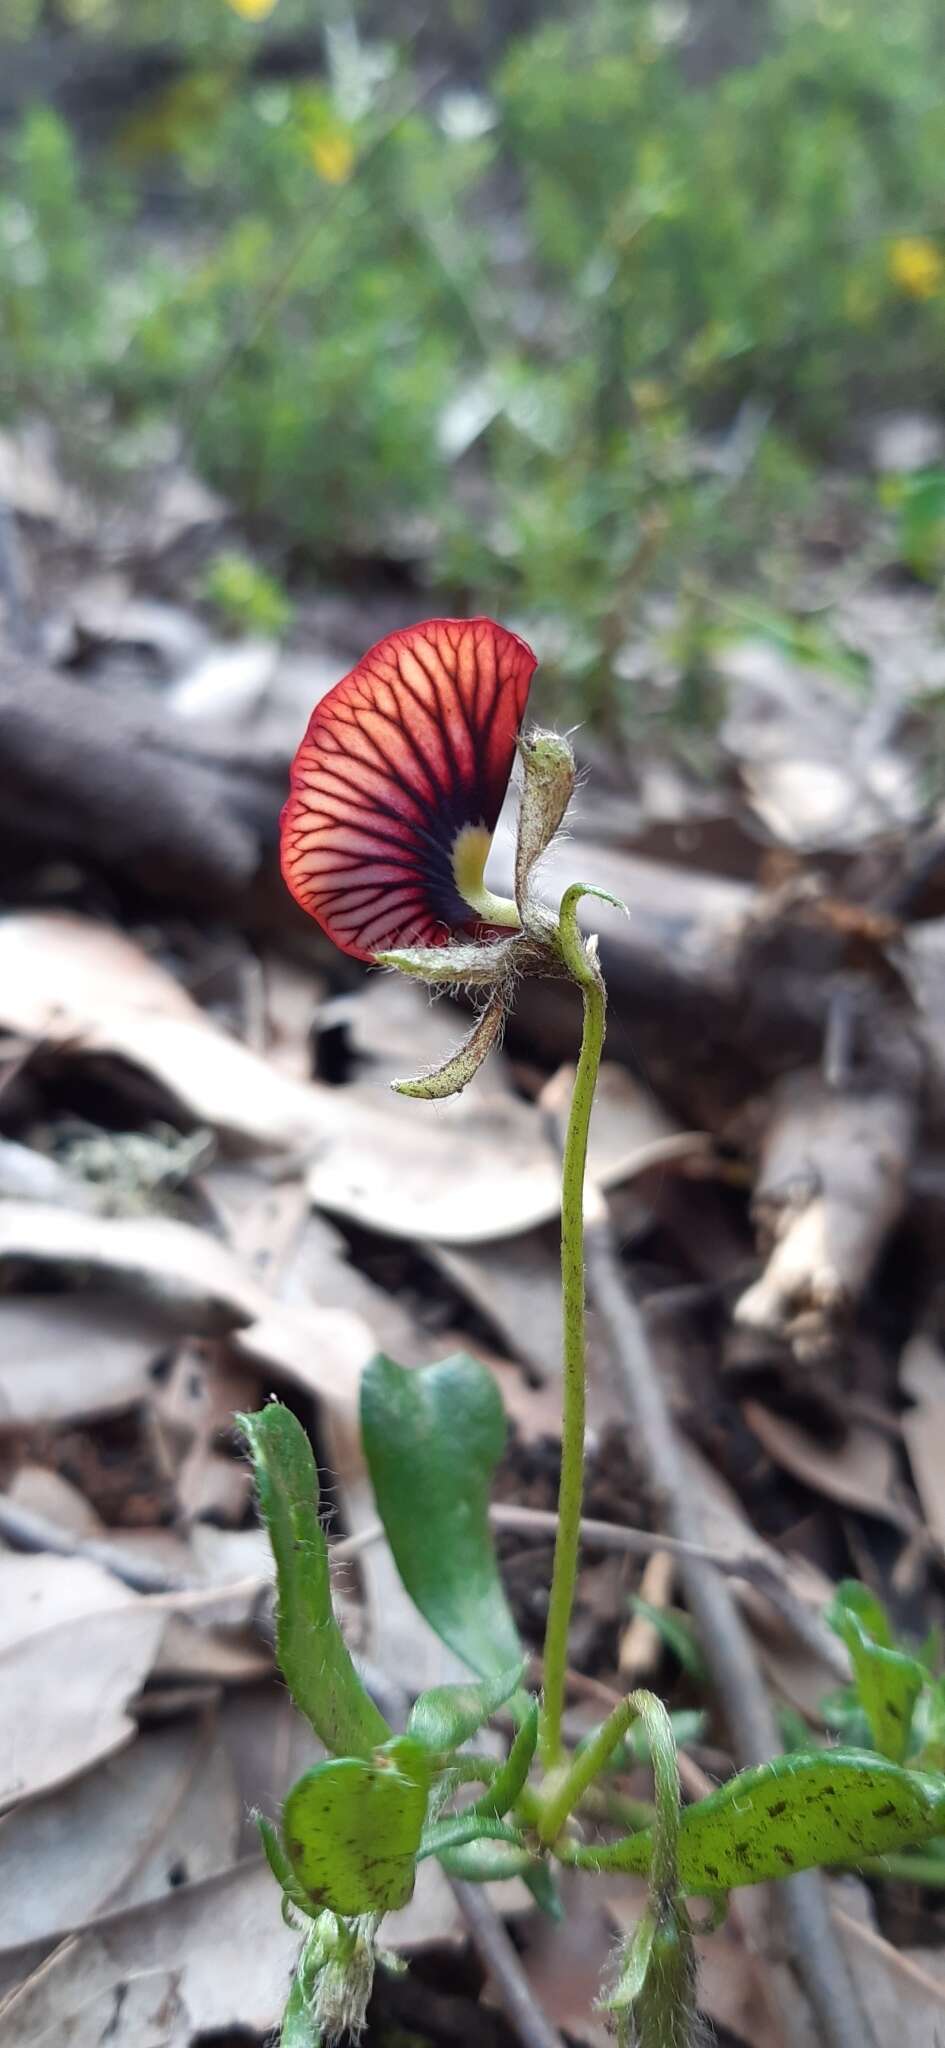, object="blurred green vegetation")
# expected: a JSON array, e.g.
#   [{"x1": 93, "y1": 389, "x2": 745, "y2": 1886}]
[
  {"x1": 2, "y1": 0, "x2": 945, "y2": 720},
  {"x1": 202, "y1": 547, "x2": 294, "y2": 636}
]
